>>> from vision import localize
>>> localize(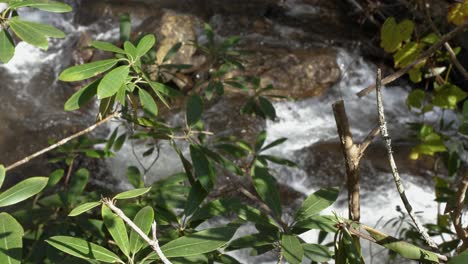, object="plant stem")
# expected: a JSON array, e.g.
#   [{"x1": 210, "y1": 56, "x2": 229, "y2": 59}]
[
  {"x1": 375, "y1": 68, "x2": 438, "y2": 250},
  {"x1": 5, "y1": 112, "x2": 121, "y2": 172},
  {"x1": 102, "y1": 198, "x2": 172, "y2": 264},
  {"x1": 357, "y1": 20, "x2": 468, "y2": 97}
]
